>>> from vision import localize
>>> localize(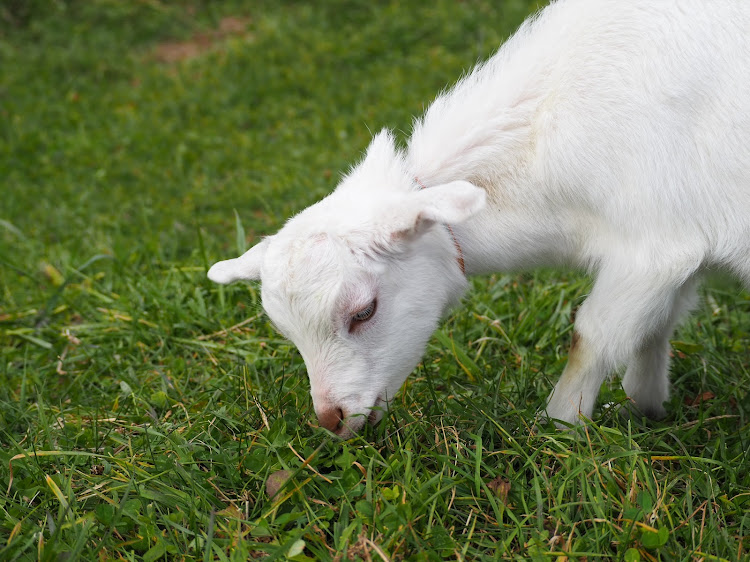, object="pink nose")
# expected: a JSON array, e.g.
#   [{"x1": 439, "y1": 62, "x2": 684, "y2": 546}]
[{"x1": 317, "y1": 407, "x2": 344, "y2": 432}]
